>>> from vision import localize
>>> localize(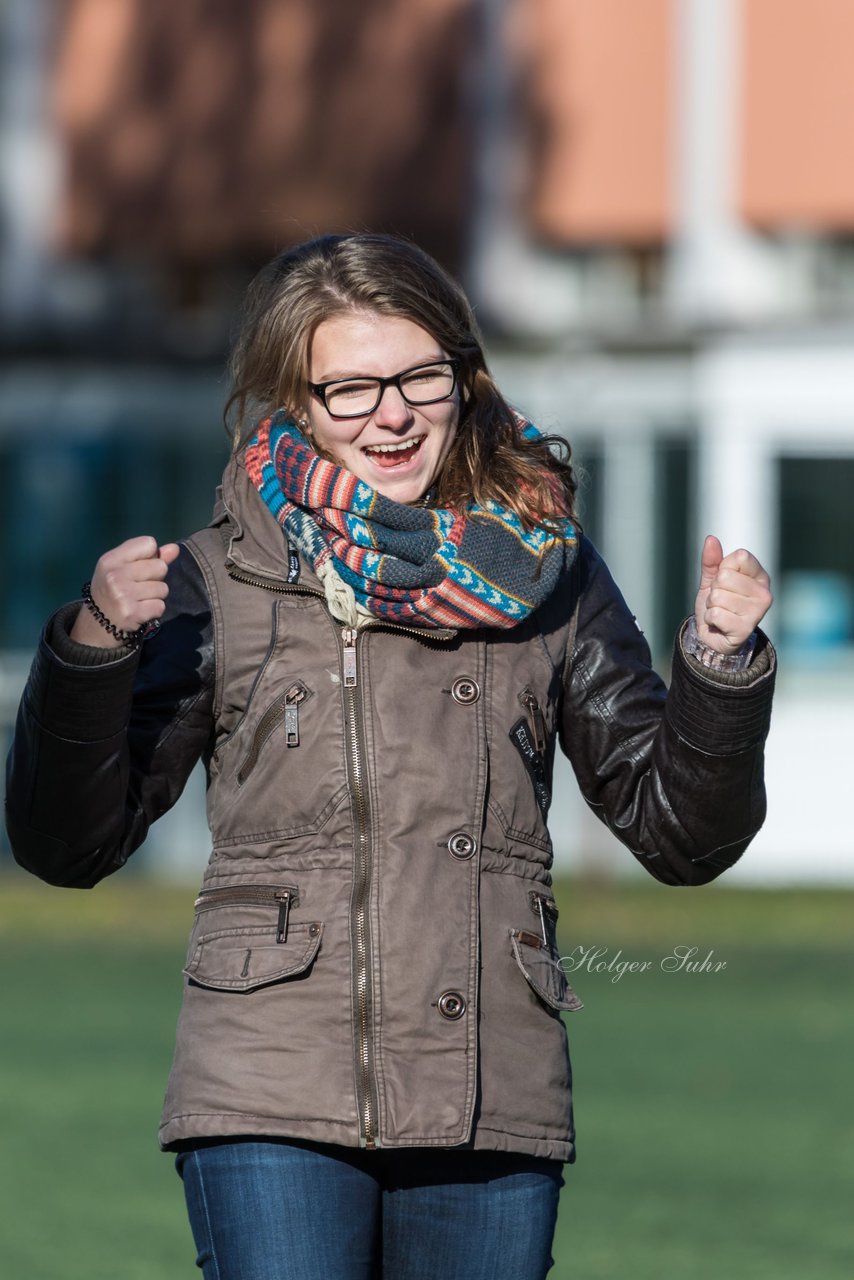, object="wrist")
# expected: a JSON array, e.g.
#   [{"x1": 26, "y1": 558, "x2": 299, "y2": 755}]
[
  {"x1": 683, "y1": 615, "x2": 757, "y2": 673},
  {"x1": 79, "y1": 581, "x2": 160, "y2": 650},
  {"x1": 69, "y1": 604, "x2": 127, "y2": 650}
]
